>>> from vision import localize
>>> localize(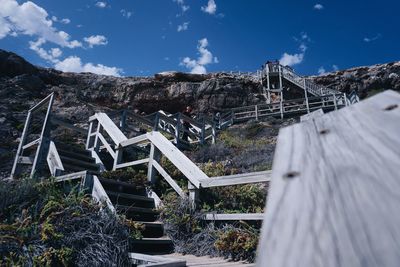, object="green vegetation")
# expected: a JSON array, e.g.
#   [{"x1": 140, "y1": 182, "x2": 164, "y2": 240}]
[
  {"x1": 0, "y1": 178, "x2": 143, "y2": 267},
  {"x1": 159, "y1": 193, "x2": 260, "y2": 262}
]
